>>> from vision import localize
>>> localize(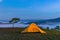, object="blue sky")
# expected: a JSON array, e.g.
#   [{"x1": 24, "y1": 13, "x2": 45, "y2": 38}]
[{"x1": 0, "y1": 0, "x2": 60, "y2": 20}]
